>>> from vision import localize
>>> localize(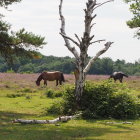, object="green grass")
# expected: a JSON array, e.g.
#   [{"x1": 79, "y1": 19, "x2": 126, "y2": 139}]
[
  {"x1": 0, "y1": 74, "x2": 140, "y2": 140},
  {"x1": 1, "y1": 90, "x2": 140, "y2": 140}
]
